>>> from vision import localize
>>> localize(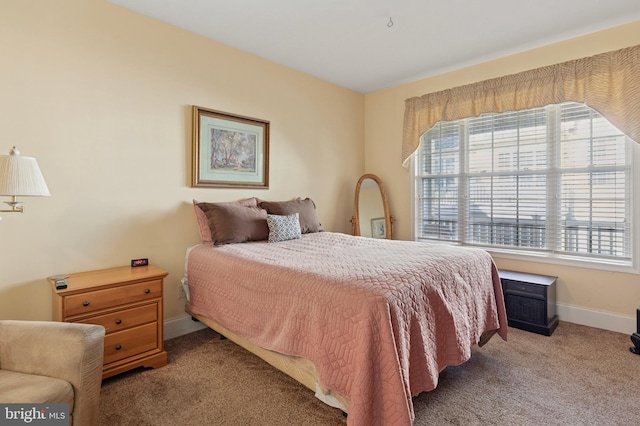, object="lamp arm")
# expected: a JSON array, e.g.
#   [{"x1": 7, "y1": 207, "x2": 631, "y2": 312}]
[{"x1": 0, "y1": 196, "x2": 25, "y2": 213}]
